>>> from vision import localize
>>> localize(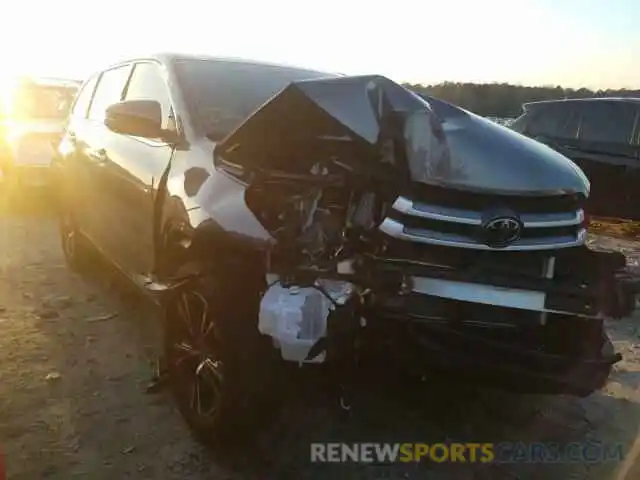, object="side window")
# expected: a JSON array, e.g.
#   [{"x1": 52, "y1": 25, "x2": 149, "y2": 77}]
[
  {"x1": 71, "y1": 76, "x2": 98, "y2": 119},
  {"x1": 559, "y1": 106, "x2": 581, "y2": 139},
  {"x1": 579, "y1": 102, "x2": 636, "y2": 144},
  {"x1": 124, "y1": 62, "x2": 176, "y2": 132},
  {"x1": 87, "y1": 65, "x2": 132, "y2": 122},
  {"x1": 527, "y1": 104, "x2": 572, "y2": 139}
]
